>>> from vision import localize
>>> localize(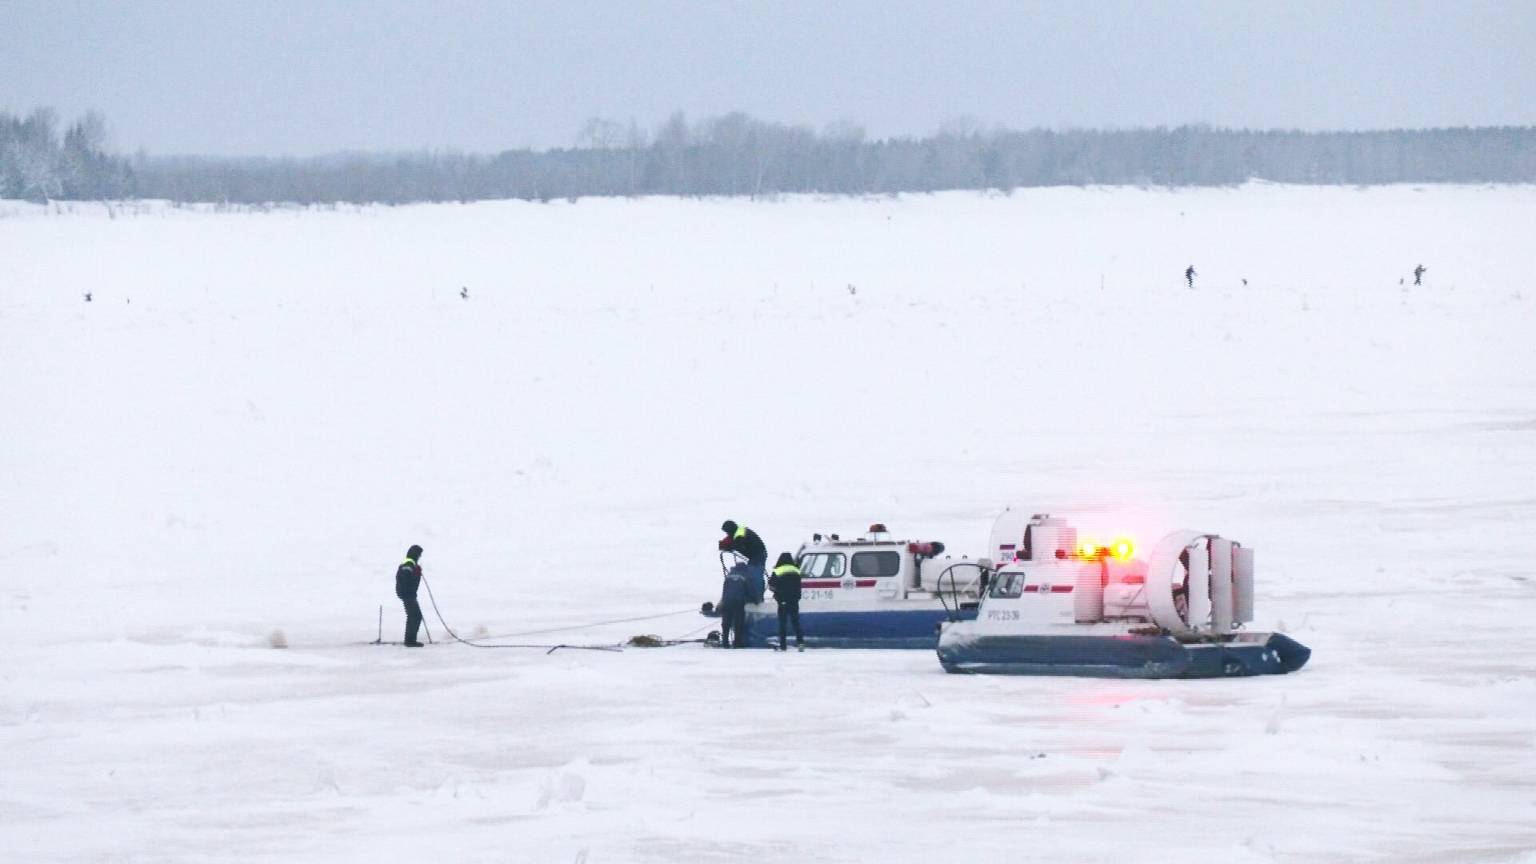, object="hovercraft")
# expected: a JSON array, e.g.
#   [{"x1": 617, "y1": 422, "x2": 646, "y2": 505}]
[
  {"x1": 703, "y1": 524, "x2": 987, "y2": 649},
  {"x1": 935, "y1": 513, "x2": 1310, "y2": 678}
]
